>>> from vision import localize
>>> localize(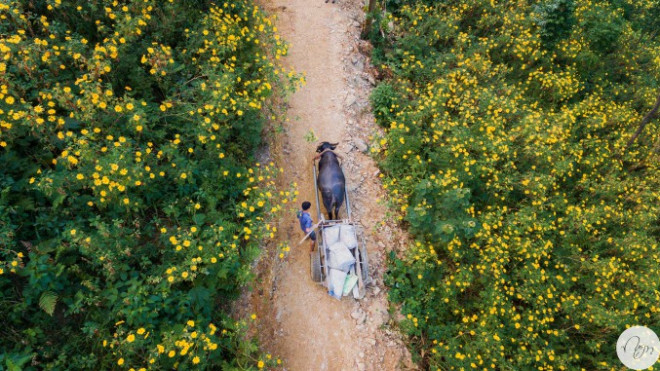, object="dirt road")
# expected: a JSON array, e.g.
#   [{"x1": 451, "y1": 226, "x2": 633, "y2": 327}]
[{"x1": 244, "y1": 1, "x2": 414, "y2": 370}]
